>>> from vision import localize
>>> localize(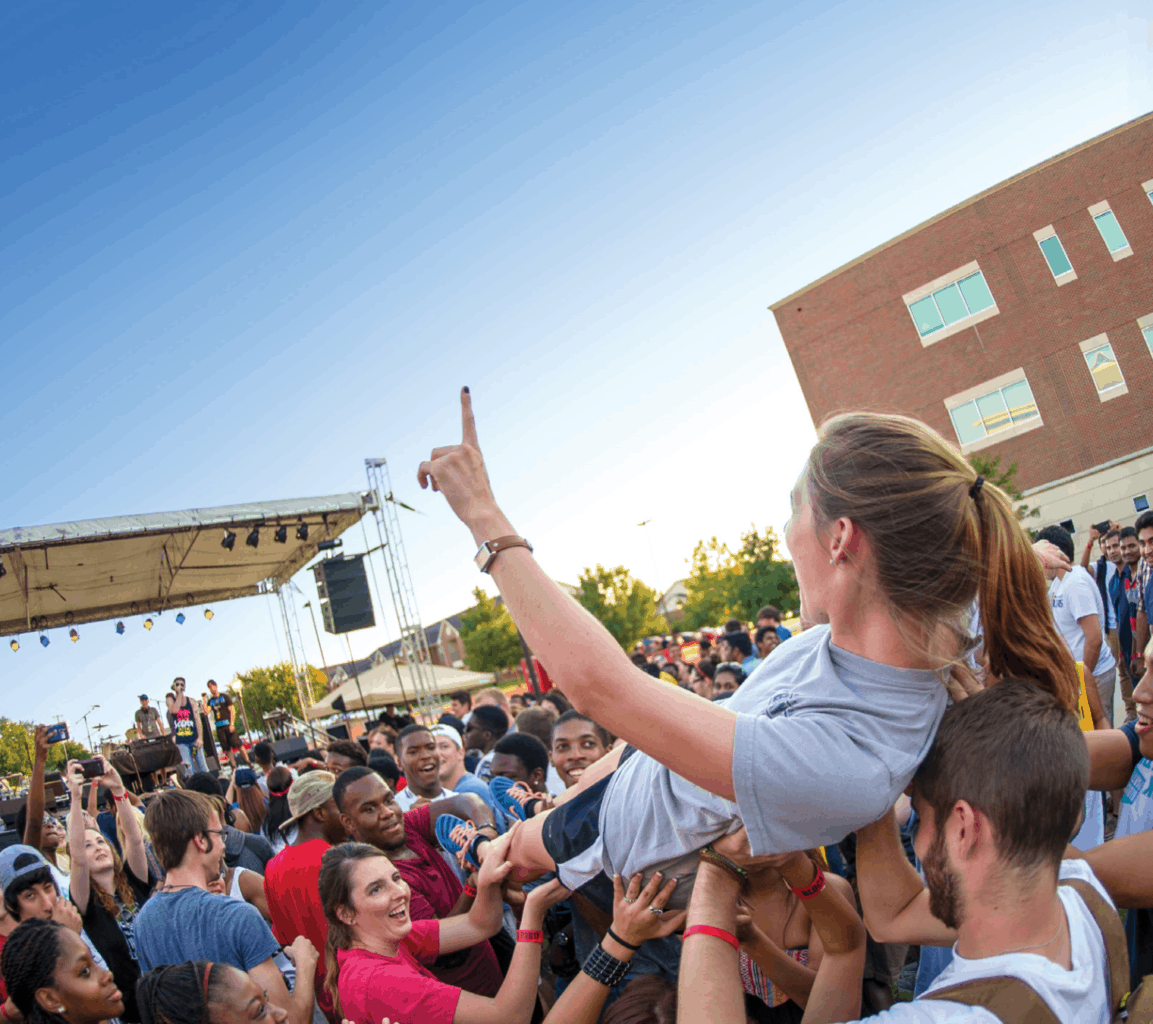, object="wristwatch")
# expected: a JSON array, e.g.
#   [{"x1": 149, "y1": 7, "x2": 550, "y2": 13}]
[{"x1": 474, "y1": 535, "x2": 533, "y2": 573}]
